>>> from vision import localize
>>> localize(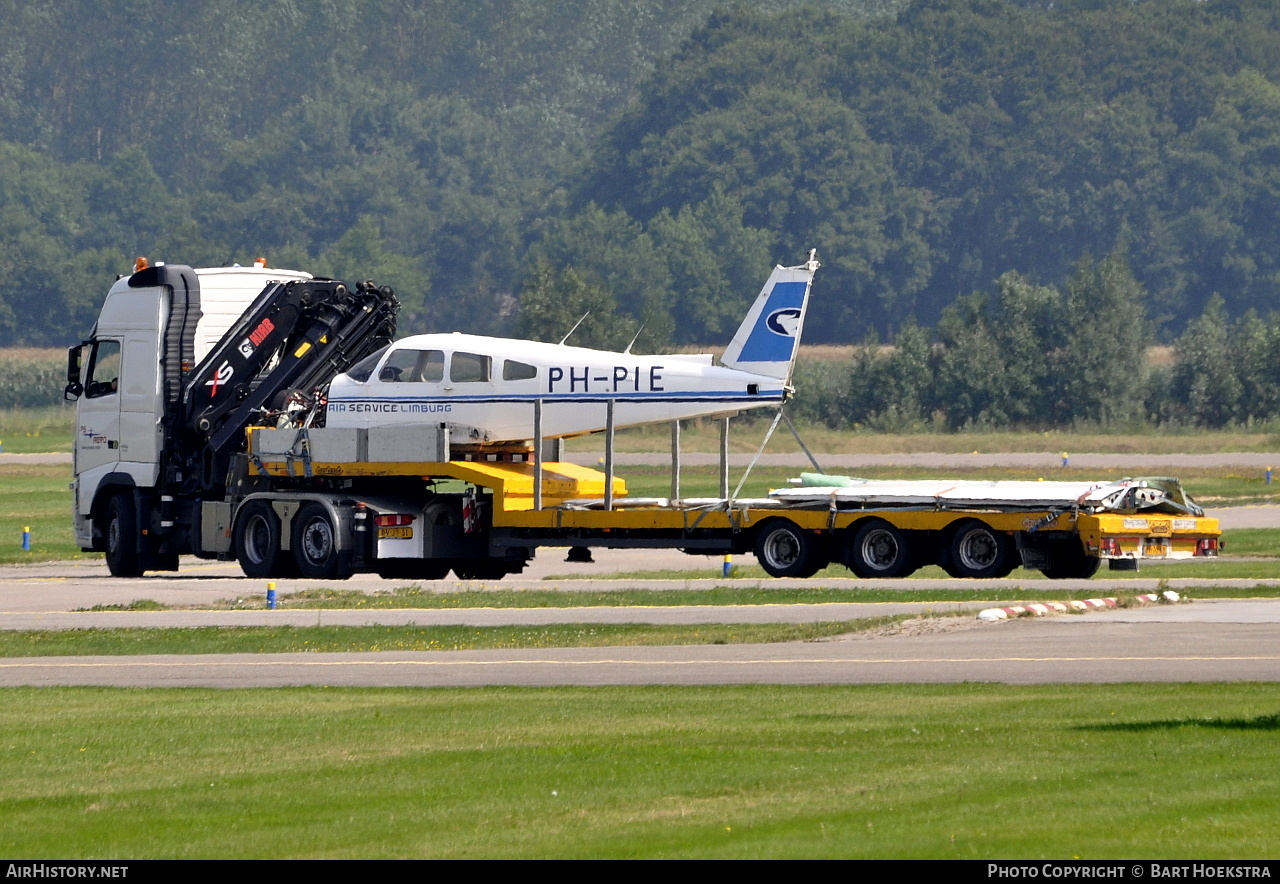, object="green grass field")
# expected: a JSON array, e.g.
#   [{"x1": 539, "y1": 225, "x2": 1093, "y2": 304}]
[
  {"x1": 2, "y1": 684, "x2": 1279, "y2": 859},
  {"x1": 569, "y1": 417, "x2": 1280, "y2": 456},
  {"x1": 0, "y1": 405, "x2": 73, "y2": 453},
  {"x1": 8, "y1": 397, "x2": 1280, "y2": 457},
  {"x1": 0, "y1": 464, "x2": 80, "y2": 564}
]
